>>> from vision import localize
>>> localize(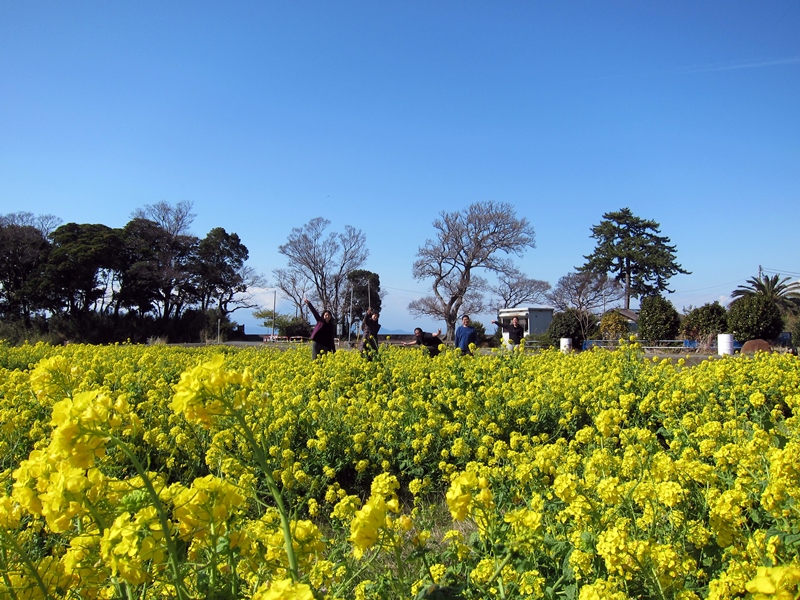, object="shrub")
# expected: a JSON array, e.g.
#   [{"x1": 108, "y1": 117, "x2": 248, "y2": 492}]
[
  {"x1": 284, "y1": 317, "x2": 312, "y2": 338},
  {"x1": 600, "y1": 311, "x2": 630, "y2": 341},
  {"x1": 471, "y1": 320, "x2": 489, "y2": 346},
  {"x1": 727, "y1": 295, "x2": 784, "y2": 343},
  {"x1": 638, "y1": 295, "x2": 680, "y2": 341},
  {"x1": 680, "y1": 302, "x2": 727, "y2": 341},
  {"x1": 546, "y1": 309, "x2": 596, "y2": 349},
  {"x1": 788, "y1": 315, "x2": 800, "y2": 349}
]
